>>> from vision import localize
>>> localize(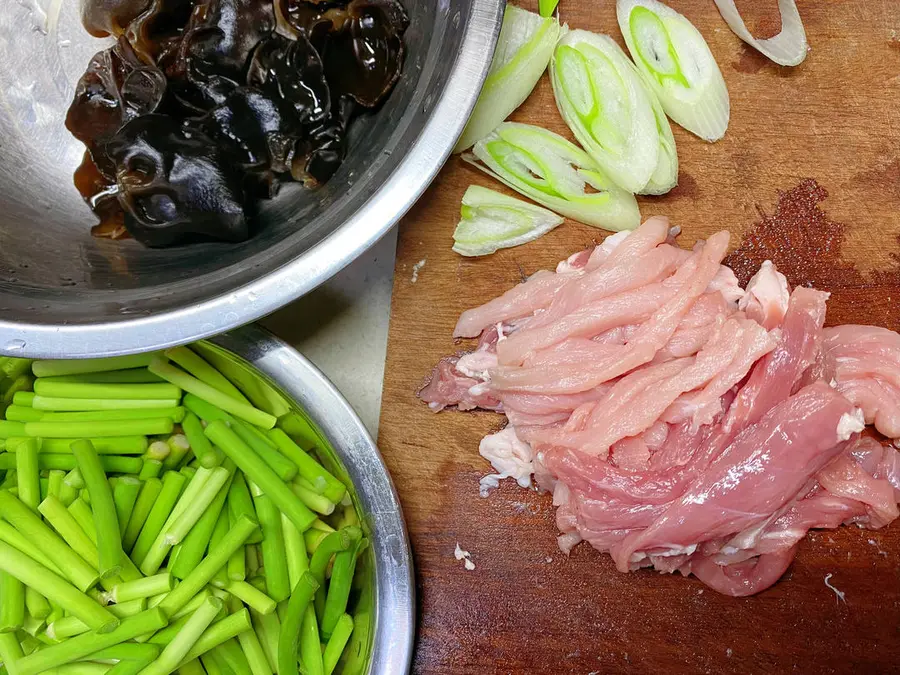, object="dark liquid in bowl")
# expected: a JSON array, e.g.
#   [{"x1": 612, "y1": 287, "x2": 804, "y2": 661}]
[{"x1": 67, "y1": 0, "x2": 409, "y2": 248}]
